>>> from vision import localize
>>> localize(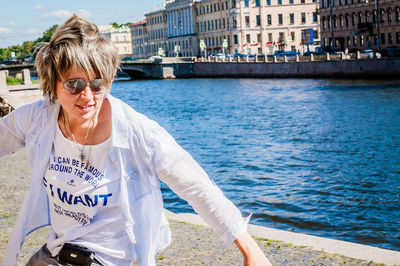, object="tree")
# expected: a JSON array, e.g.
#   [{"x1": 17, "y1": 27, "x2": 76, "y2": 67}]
[
  {"x1": 35, "y1": 24, "x2": 58, "y2": 43},
  {"x1": 111, "y1": 22, "x2": 119, "y2": 28}
]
